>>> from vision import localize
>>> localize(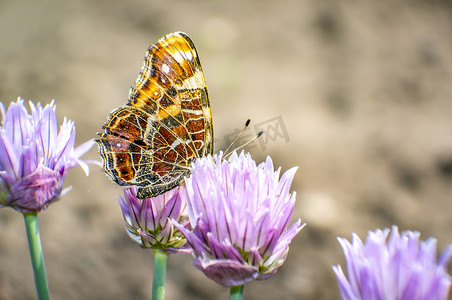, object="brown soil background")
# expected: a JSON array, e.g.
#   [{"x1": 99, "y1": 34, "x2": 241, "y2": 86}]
[{"x1": 1, "y1": 1, "x2": 452, "y2": 299}]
